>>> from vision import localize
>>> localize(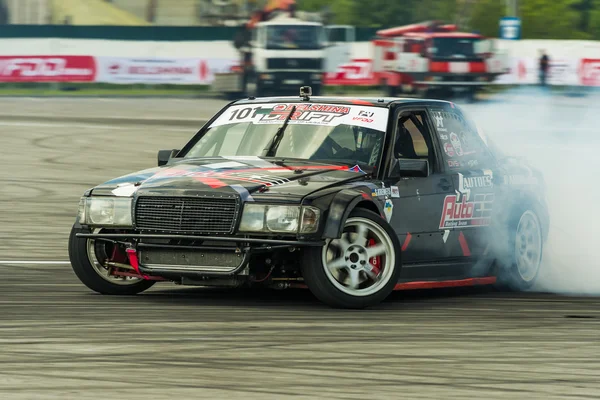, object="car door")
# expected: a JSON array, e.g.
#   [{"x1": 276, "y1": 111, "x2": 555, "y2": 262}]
[
  {"x1": 382, "y1": 106, "x2": 465, "y2": 281},
  {"x1": 426, "y1": 105, "x2": 497, "y2": 269}
]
